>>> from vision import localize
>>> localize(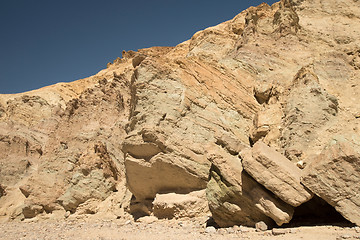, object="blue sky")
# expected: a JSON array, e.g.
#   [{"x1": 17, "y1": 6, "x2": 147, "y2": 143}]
[{"x1": 0, "y1": 0, "x2": 278, "y2": 94}]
